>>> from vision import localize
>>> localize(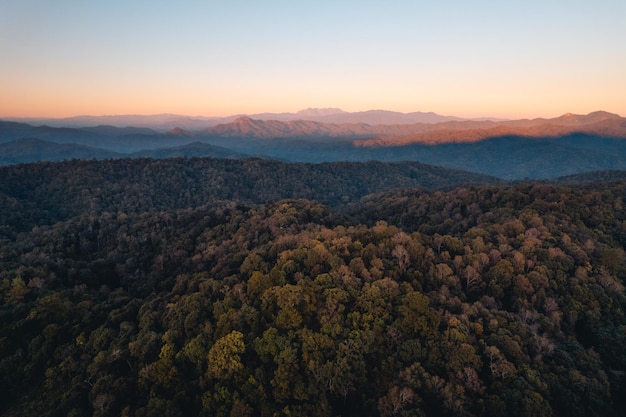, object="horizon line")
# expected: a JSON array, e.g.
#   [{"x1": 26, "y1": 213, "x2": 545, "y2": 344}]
[{"x1": 1, "y1": 108, "x2": 622, "y2": 122}]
